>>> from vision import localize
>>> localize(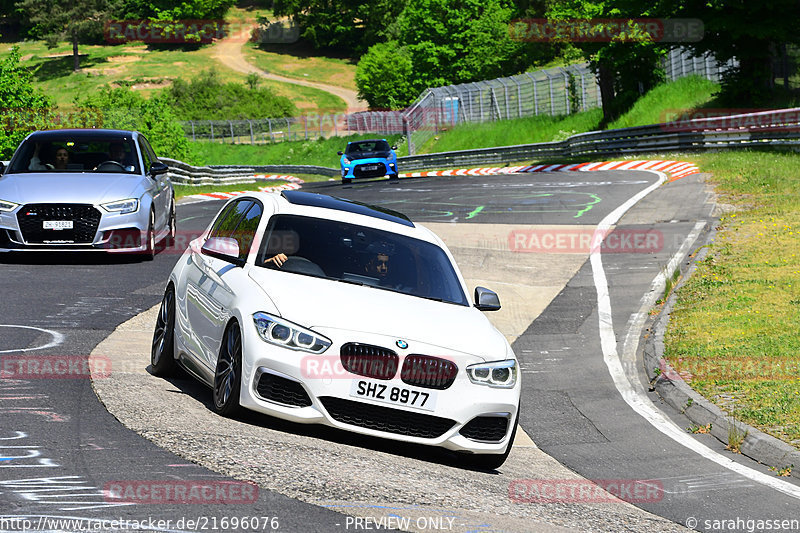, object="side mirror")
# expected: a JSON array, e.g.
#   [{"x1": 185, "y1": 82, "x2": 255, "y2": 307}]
[
  {"x1": 201, "y1": 237, "x2": 242, "y2": 265},
  {"x1": 0, "y1": 162, "x2": 5, "y2": 174},
  {"x1": 474, "y1": 286, "x2": 501, "y2": 311},
  {"x1": 391, "y1": 146, "x2": 397, "y2": 150},
  {"x1": 149, "y1": 161, "x2": 169, "y2": 176},
  {"x1": 337, "y1": 151, "x2": 344, "y2": 156}
]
